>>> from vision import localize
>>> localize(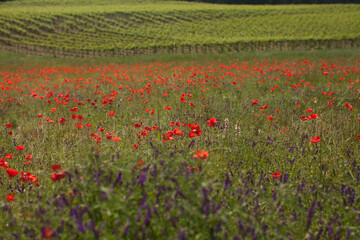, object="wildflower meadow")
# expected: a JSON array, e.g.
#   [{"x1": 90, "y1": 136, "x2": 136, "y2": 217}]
[{"x1": 0, "y1": 48, "x2": 359, "y2": 239}]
